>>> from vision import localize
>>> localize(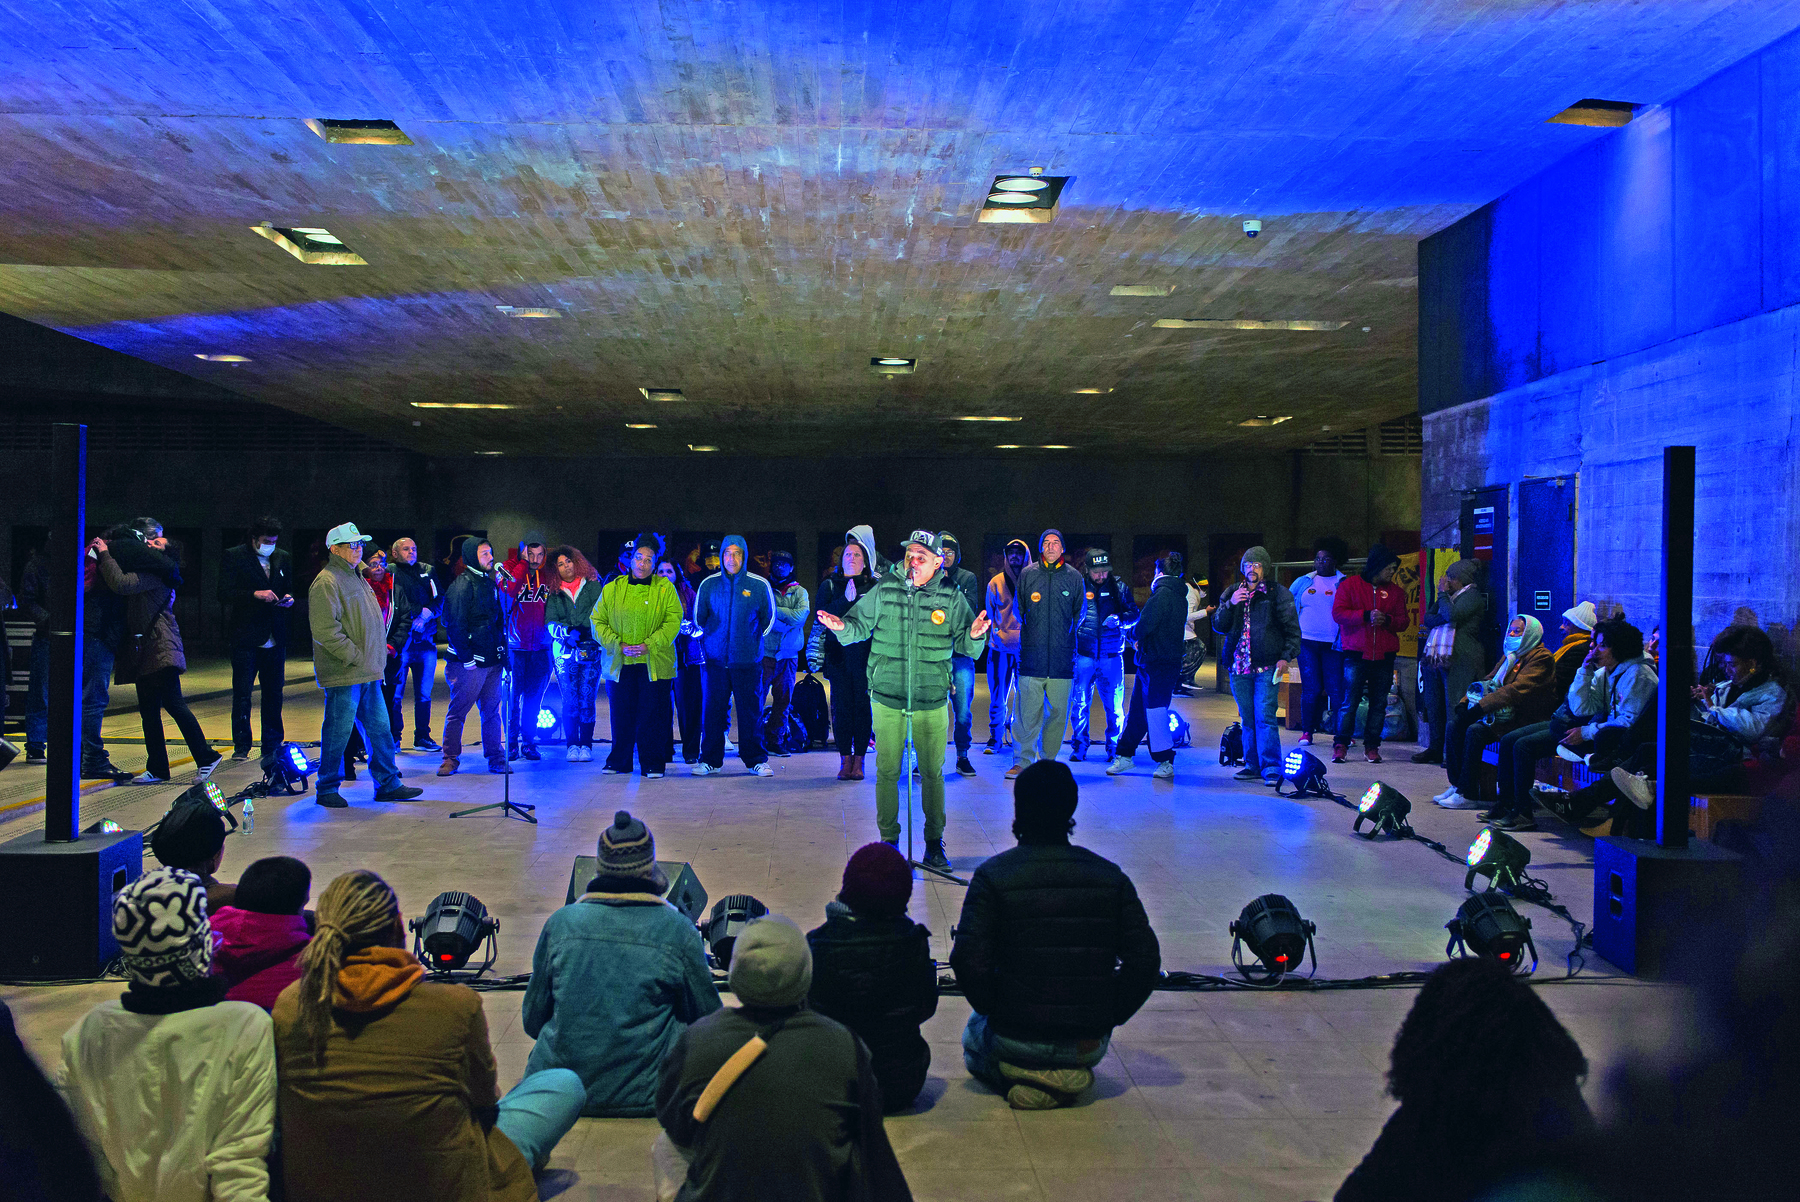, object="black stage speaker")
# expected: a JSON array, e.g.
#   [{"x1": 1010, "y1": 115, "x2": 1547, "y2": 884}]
[
  {"x1": 1592, "y1": 836, "x2": 1742, "y2": 979},
  {"x1": 0, "y1": 828, "x2": 143, "y2": 979},
  {"x1": 564, "y1": 856, "x2": 708, "y2": 923}
]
